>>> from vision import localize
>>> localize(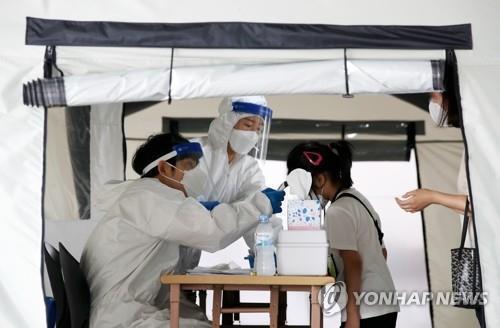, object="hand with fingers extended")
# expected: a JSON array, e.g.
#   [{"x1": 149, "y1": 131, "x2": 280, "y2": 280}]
[
  {"x1": 261, "y1": 187, "x2": 285, "y2": 214},
  {"x1": 396, "y1": 188, "x2": 469, "y2": 215},
  {"x1": 395, "y1": 189, "x2": 435, "y2": 213}
]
